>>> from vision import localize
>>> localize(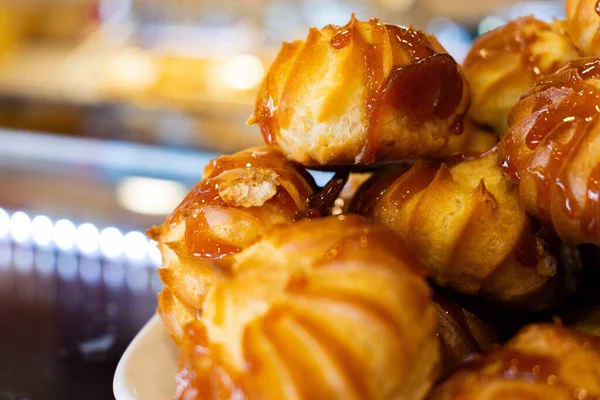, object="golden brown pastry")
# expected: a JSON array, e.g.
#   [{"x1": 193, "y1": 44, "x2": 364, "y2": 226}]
[
  {"x1": 148, "y1": 147, "x2": 316, "y2": 343},
  {"x1": 248, "y1": 15, "x2": 470, "y2": 167},
  {"x1": 566, "y1": 0, "x2": 600, "y2": 56},
  {"x1": 354, "y1": 148, "x2": 563, "y2": 309},
  {"x1": 430, "y1": 324, "x2": 600, "y2": 399},
  {"x1": 463, "y1": 16, "x2": 579, "y2": 135},
  {"x1": 174, "y1": 215, "x2": 439, "y2": 400},
  {"x1": 434, "y1": 292, "x2": 498, "y2": 377},
  {"x1": 500, "y1": 57, "x2": 600, "y2": 246},
  {"x1": 445, "y1": 119, "x2": 498, "y2": 155}
]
